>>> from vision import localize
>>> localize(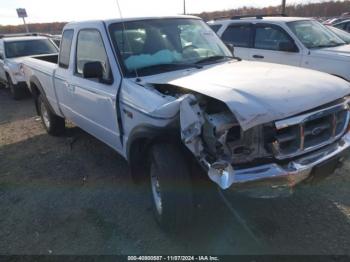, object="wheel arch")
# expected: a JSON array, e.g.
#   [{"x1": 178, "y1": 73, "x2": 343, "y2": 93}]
[
  {"x1": 5, "y1": 71, "x2": 12, "y2": 84},
  {"x1": 126, "y1": 125, "x2": 181, "y2": 183},
  {"x1": 29, "y1": 75, "x2": 53, "y2": 115}
]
